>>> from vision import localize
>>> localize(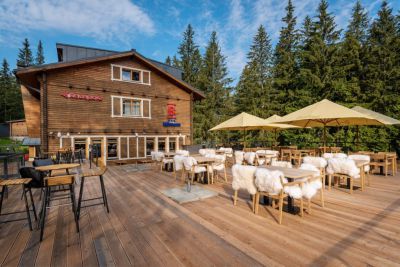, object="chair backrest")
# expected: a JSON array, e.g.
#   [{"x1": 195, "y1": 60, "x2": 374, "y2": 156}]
[
  {"x1": 32, "y1": 158, "x2": 53, "y2": 167},
  {"x1": 302, "y1": 156, "x2": 327, "y2": 168},
  {"x1": 19, "y1": 167, "x2": 44, "y2": 188},
  {"x1": 244, "y1": 152, "x2": 257, "y2": 165},
  {"x1": 173, "y1": 155, "x2": 185, "y2": 171},
  {"x1": 231, "y1": 164, "x2": 257, "y2": 194},
  {"x1": 183, "y1": 157, "x2": 197, "y2": 171},
  {"x1": 326, "y1": 158, "x2": 360, "y2": 178},
  {"x1": 255, "y1": 168, "x2": 285, "y2": 195},
  {"x1": 234, "y1": 151, "x2": 245, "y2": 165},
  {"x1": 271, "y1": 161, "x2": 292, "y2": 168},
  {"x1": 176, "y1": 150, "x2": 189, "y2": 156}
]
